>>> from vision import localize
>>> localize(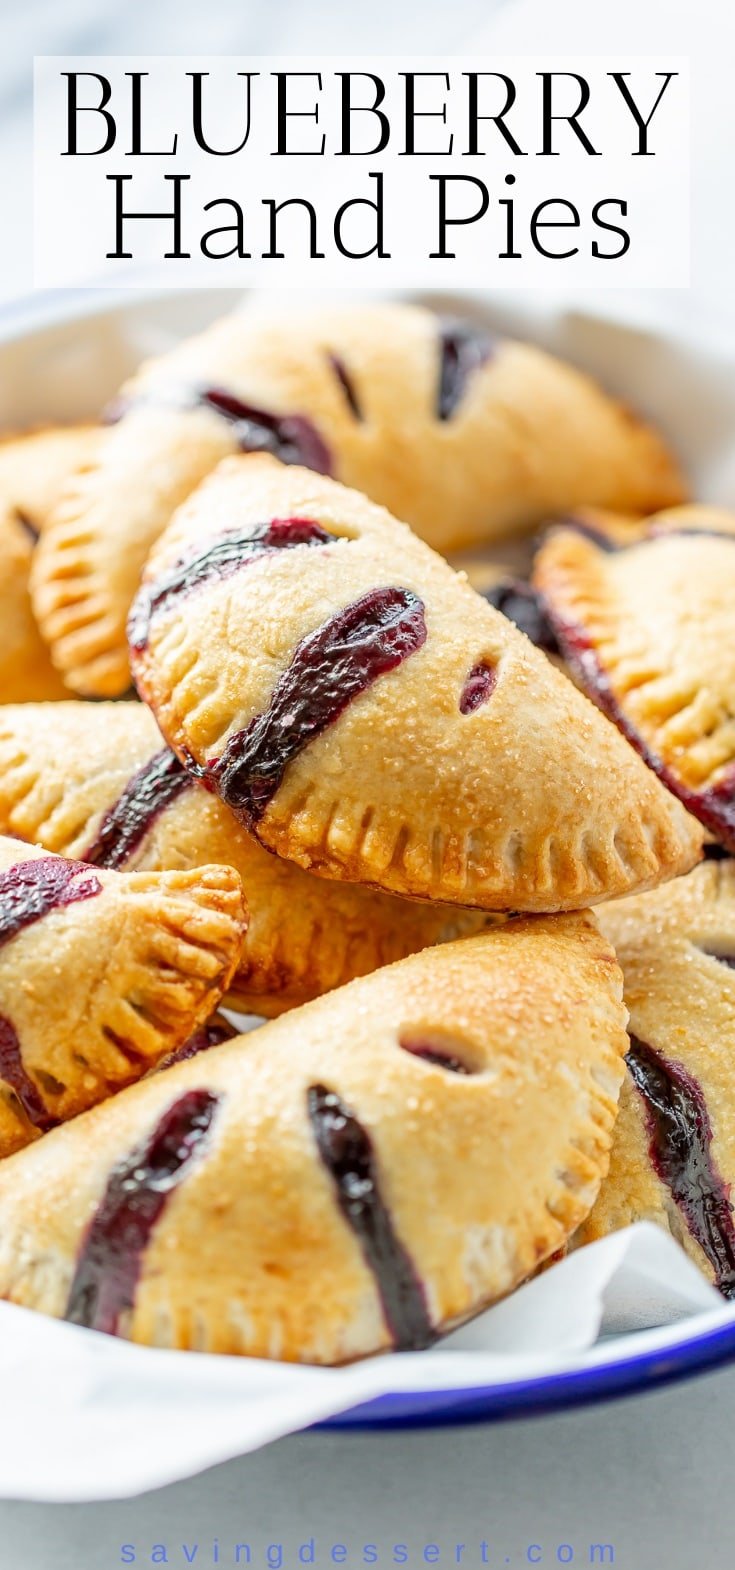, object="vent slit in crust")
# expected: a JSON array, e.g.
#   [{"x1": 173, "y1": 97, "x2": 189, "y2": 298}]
[
  {"x1": 84, "y1": 748, "x2": 192, "y2": 870},
  {"x1": 459, "y1": 662, "x2": 497, "y2": 715},
  {"x1": 0, "y1": 1015, "x2": 56, "y2": 1131},
  {"x1": 128, "y1": 517, "x2": 338, "y2": 652},
  {"x1": 108, "y1": 385, "x2": 332, "y2": 474},
  {"x1": 437, "y1": 320, "x2": 494, "y2": 420},
  {"x1": 328, "y1": 354, "x2": 362, "y2": 420},
  {"x1": 627, "y1": 1034, "x2": 735, "y2": 1297},
  {"x1": 206, "y1": 587, "x2": 428, "y2": 827},
  {"x1": 0, "y1": 856, "x2": 102, "y2": 947},
  {"x1": 307, "y1": 1083, "x2": 434, "y2": 1350},
  {"x1": 65, "y1": 1089, "x2": 219, "y2": 1334}
]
